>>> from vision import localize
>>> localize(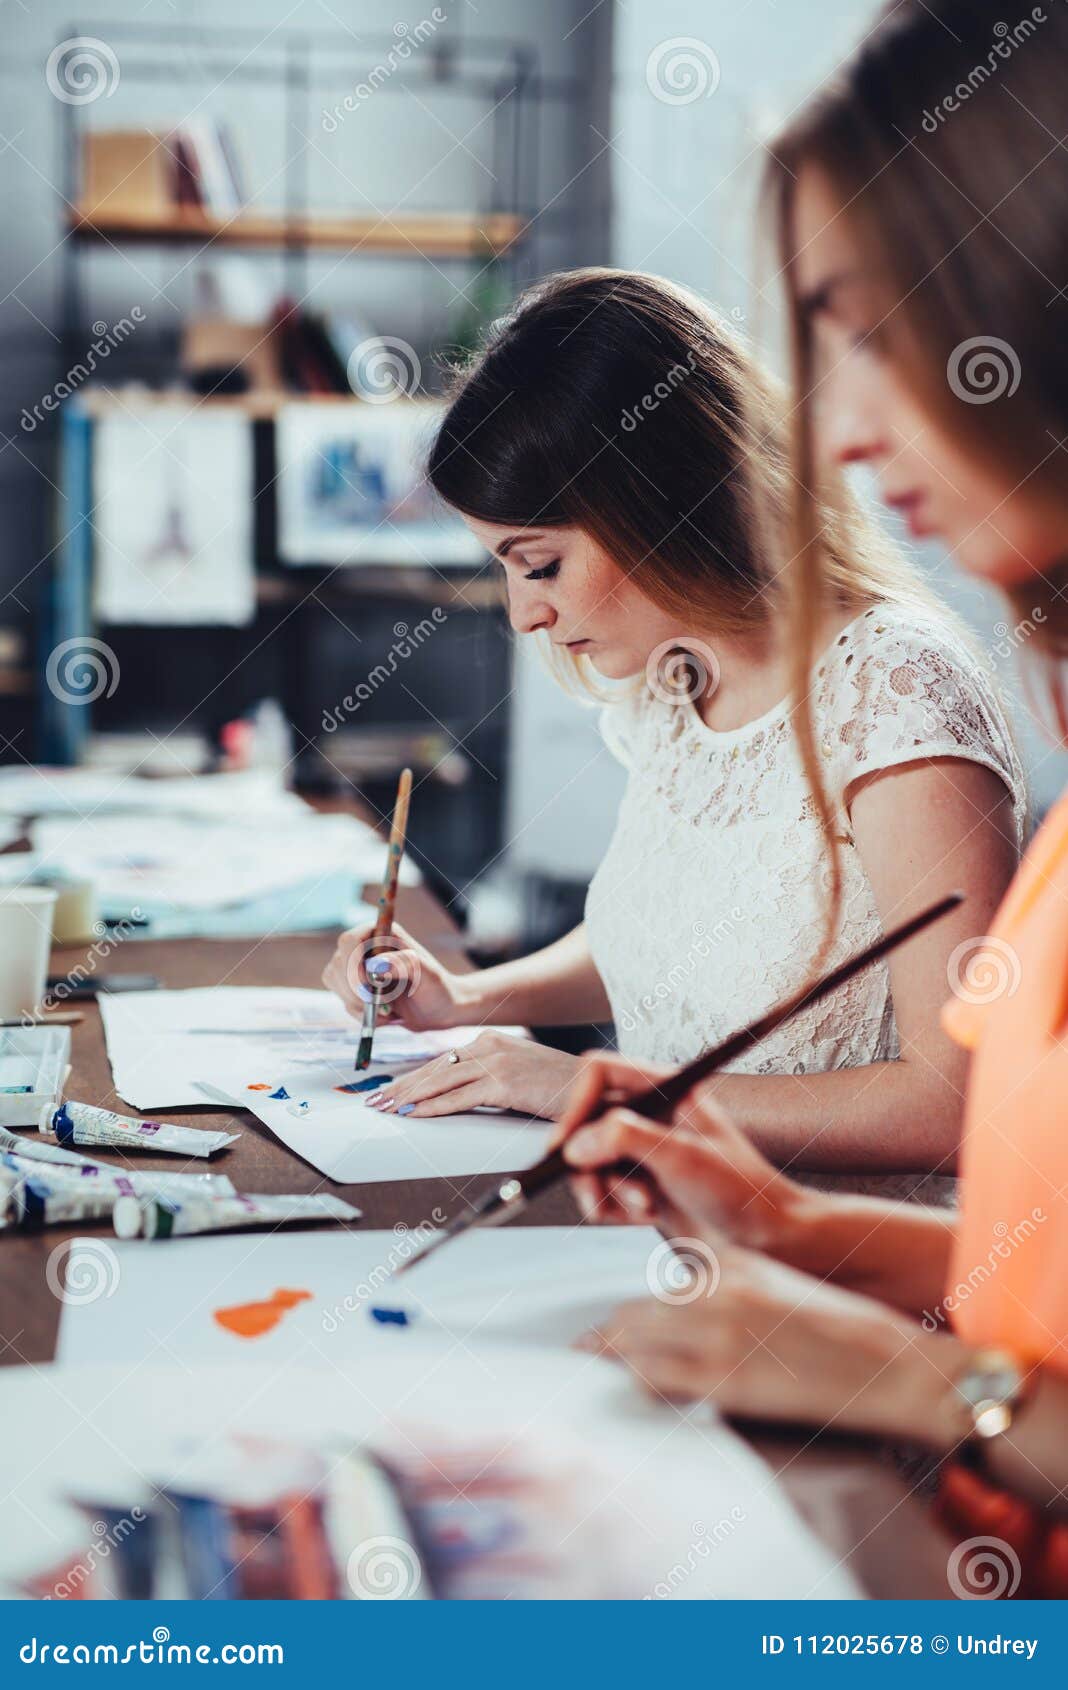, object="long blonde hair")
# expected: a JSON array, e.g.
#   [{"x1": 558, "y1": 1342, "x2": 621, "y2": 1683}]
[{"x1": 765, "y1": 0, "x2": 1068, "y2": 770}]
